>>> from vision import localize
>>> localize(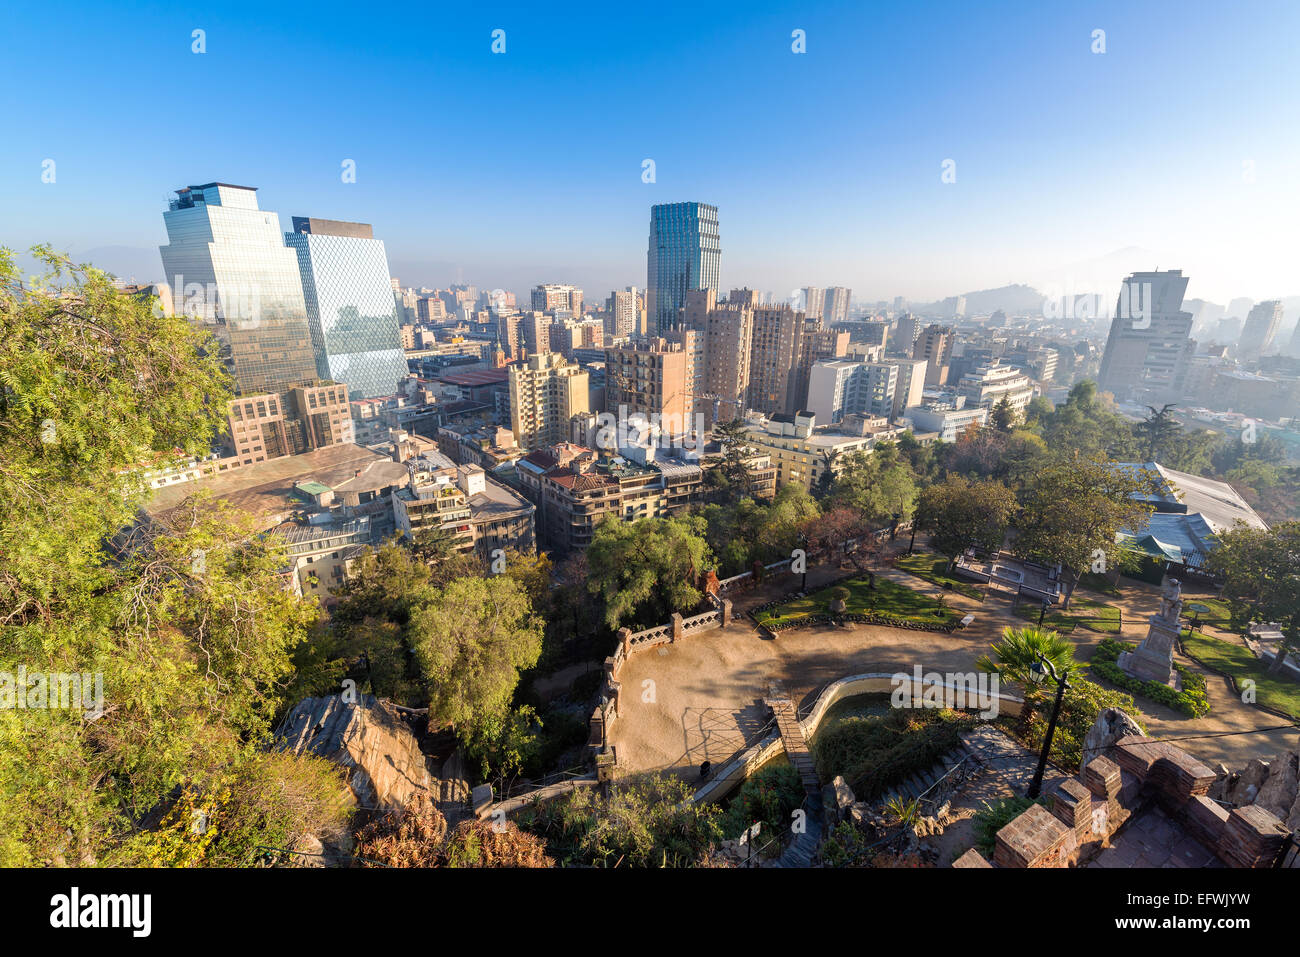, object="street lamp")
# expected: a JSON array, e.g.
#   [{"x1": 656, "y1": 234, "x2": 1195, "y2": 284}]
[
  {"x1": 1038, "y1": 598, "x2": 1050, "y2": 627},
  {"x1": 1025, "y1": 653, "x2": 1068, "y2": 799}
]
